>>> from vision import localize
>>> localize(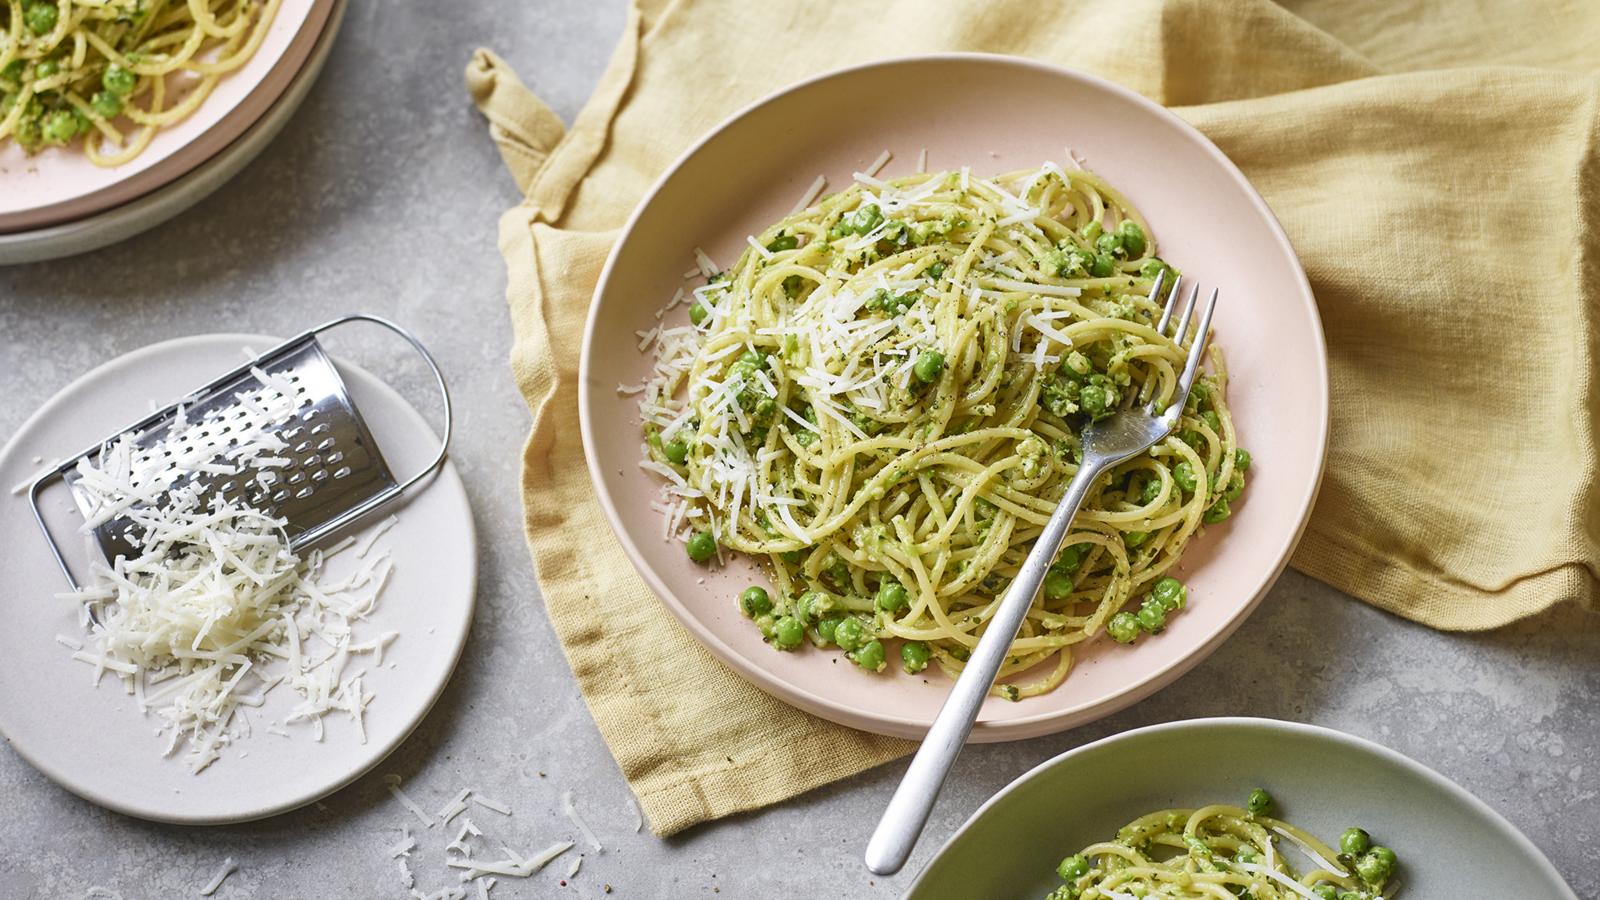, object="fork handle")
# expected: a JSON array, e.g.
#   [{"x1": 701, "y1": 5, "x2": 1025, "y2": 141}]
[{"x1": 863, "y1": 458, "x2": 1109, "y2": 876}]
